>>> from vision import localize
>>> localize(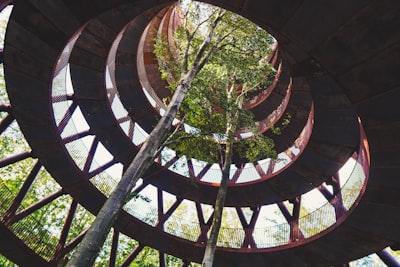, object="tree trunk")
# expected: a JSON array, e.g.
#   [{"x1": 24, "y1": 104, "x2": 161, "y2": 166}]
[
  {"x1": 202, "y1": 117, "x2": 235, "y2": 267},
  {"x1": 66, "y1": 7, "x2": 223, "y2": 266},
  {"x1": 201, "y1": 140, "x2": 233, "y2": 267},
  {"x1": 66, "y1": 71, "x2": 195, "y2": 267}
]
